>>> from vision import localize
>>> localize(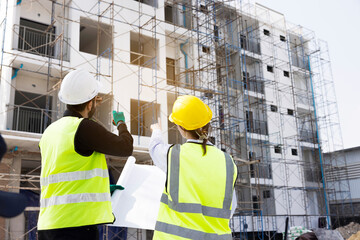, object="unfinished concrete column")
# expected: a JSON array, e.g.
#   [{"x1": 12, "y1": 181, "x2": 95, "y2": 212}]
[
  {"x1": 7, "y1": 155, "x2": 25, "y2": 240},
  {"x1": 0, "y1": 154, "x2": 12, "y2": 240}
]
